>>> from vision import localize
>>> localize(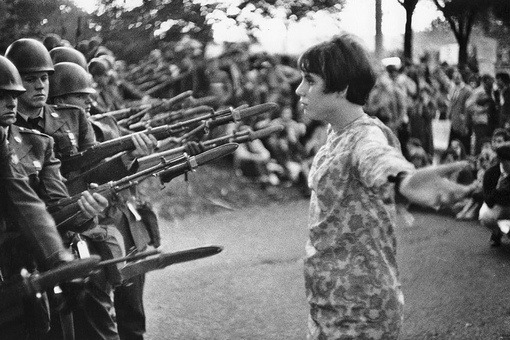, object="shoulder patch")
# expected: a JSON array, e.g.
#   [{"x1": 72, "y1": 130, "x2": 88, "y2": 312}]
[
  {"x1": 54, "y1": 103, "x2": 83, "y2": 111},
  {"x1": 18, "y1": 127, "x2": 52, "y2": 138}
]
